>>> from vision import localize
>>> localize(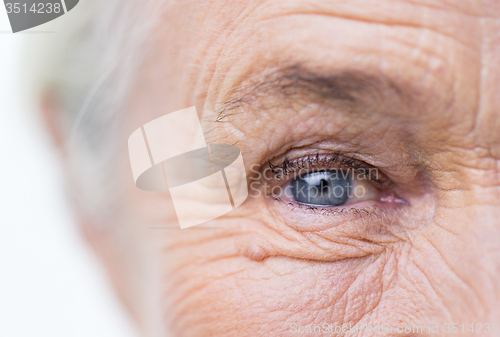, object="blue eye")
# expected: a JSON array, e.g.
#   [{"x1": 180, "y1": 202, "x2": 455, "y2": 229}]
[{"x1": 289, "y1": 170, "x2": 351, "y2": 207}]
